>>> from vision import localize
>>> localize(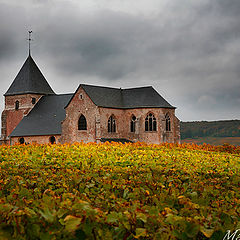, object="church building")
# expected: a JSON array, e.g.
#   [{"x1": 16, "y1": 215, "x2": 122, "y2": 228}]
[{"x1": 1, "y1": 53, "x2": 180, "y2": 145}]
